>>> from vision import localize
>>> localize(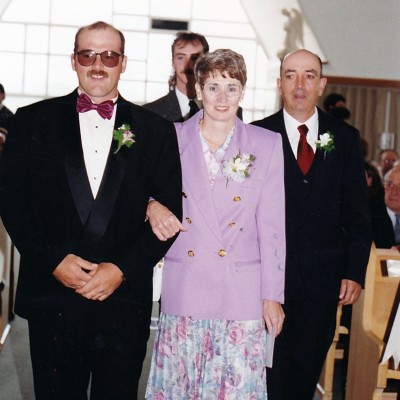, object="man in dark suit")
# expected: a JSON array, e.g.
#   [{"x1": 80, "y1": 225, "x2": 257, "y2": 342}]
[
  {"x1": 143, "y1": 31, "x2": 209, "y2": 122},
  {"x1": 252, "y1": 49, "x2": 371, "y2": 400},
  {"x1": 0, "y1": 21, "x2": 182, "y2": 400}
]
